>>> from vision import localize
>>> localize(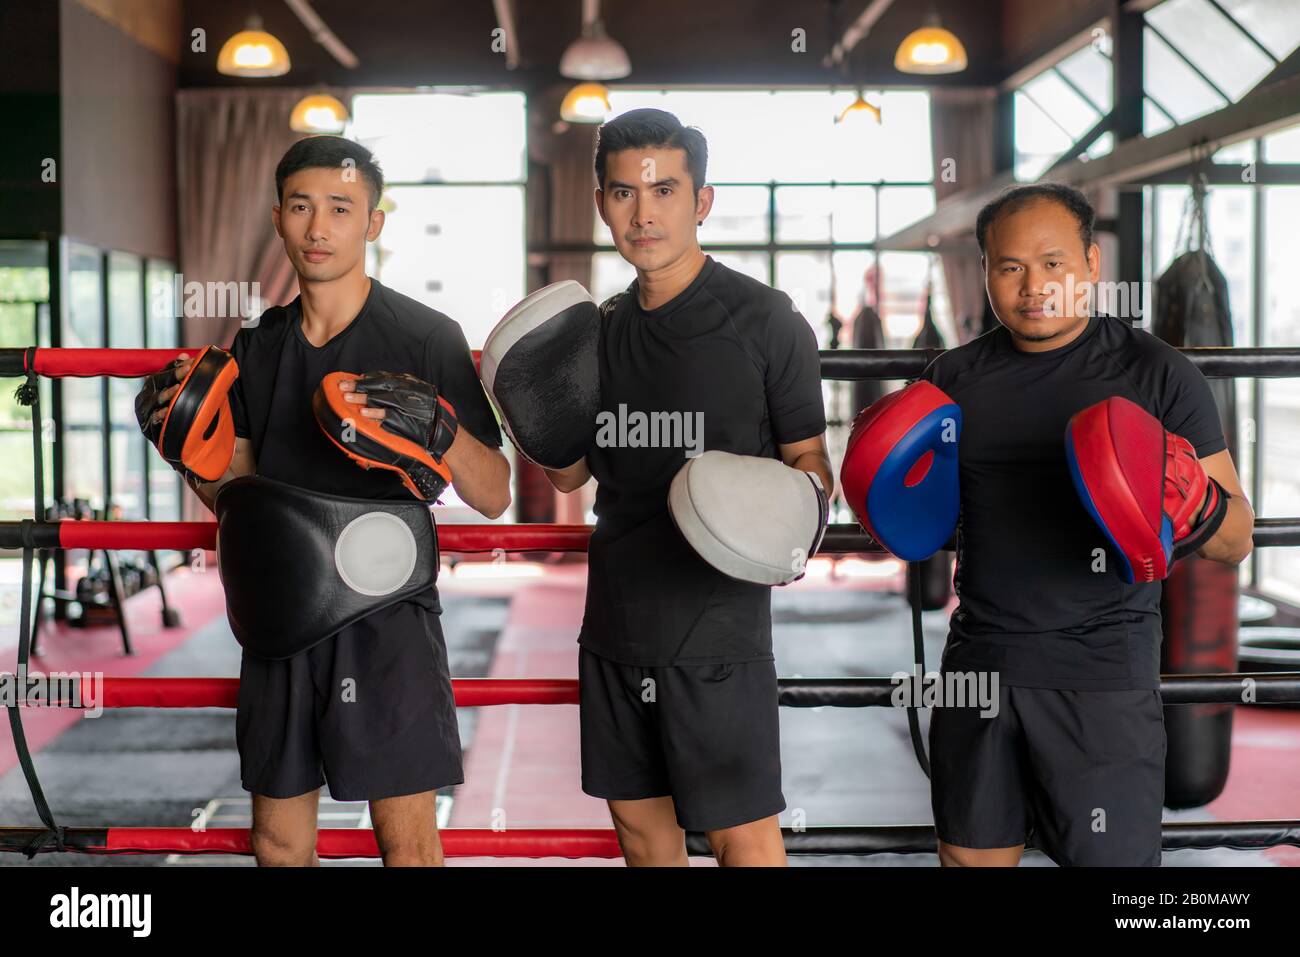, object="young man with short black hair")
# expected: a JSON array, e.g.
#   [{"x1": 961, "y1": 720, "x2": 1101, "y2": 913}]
[{"x1": 156, "y1": 135, "x2": 510, "y2": 866}]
